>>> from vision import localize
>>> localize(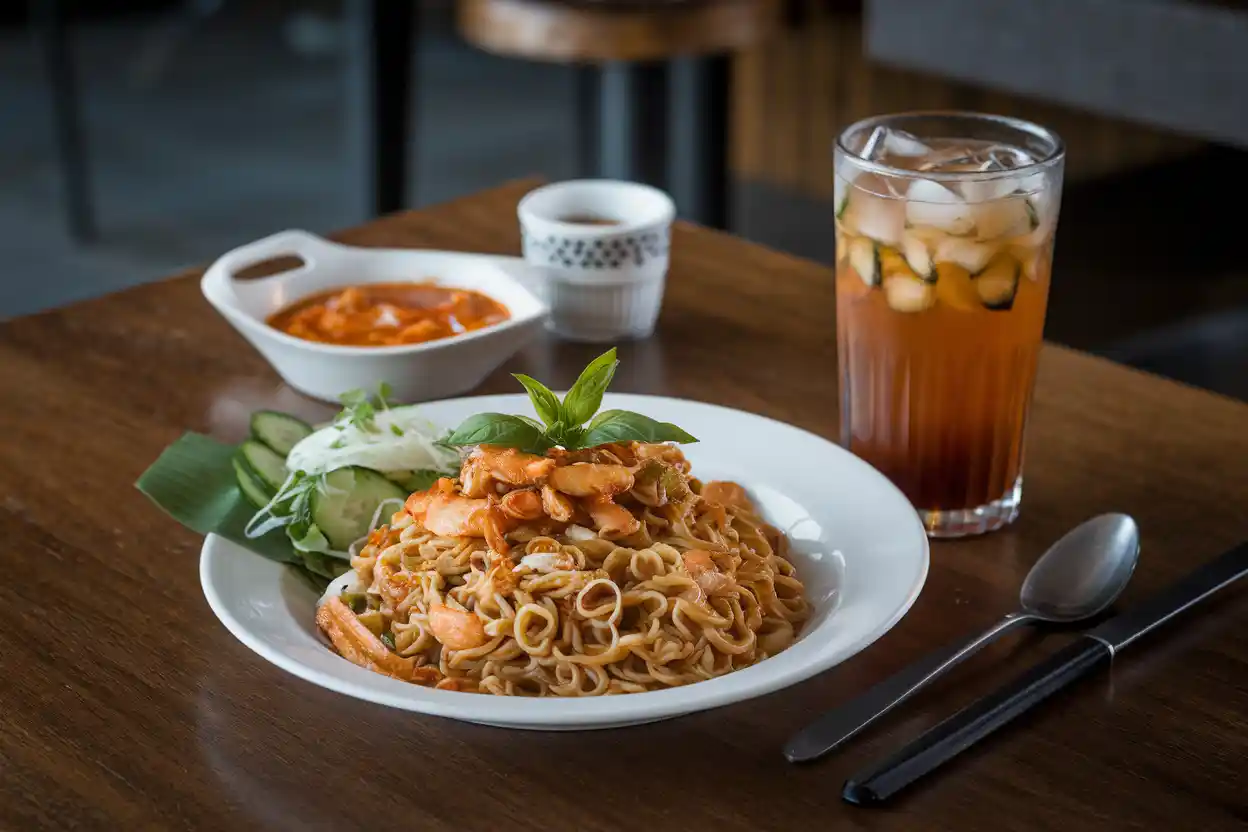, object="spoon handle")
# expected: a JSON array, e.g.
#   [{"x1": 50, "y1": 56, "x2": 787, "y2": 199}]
[{"x1": 783, "y1": 612, "x2": 1033, "y2": 763}]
